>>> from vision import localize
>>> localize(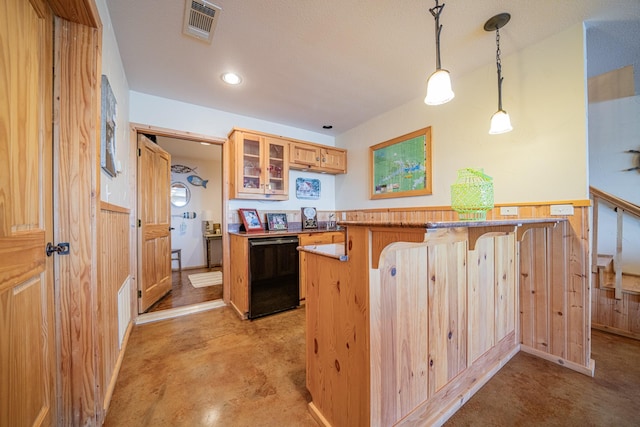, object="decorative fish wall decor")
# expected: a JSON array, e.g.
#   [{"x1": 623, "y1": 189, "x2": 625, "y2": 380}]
[
  {"x1": 171, "y1": 164, "x2": 198, "y2": 174},
  {"x1": 187, "y1": 175, "x2": 208, "y2": 188}
]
